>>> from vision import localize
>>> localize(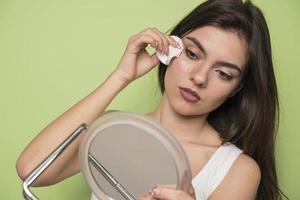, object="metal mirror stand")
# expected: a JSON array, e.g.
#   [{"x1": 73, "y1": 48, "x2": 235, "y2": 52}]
[
  {"x1": 22, "y1": 124, "x2": 88, "y2": 200},
  {"x1": 22, "y1": 123, "x2": 136, "y2": 200}
]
